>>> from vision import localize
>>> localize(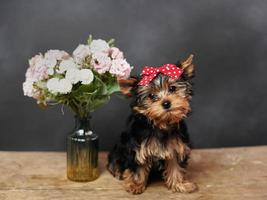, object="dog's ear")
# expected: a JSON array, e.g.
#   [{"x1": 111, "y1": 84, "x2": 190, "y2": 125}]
[
  {"x1": 118, "y1": 77, "x2": 138, "y2": 97},
  {"x1": 180, "y1": 54, "x2": 195, "y2": 79}
]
